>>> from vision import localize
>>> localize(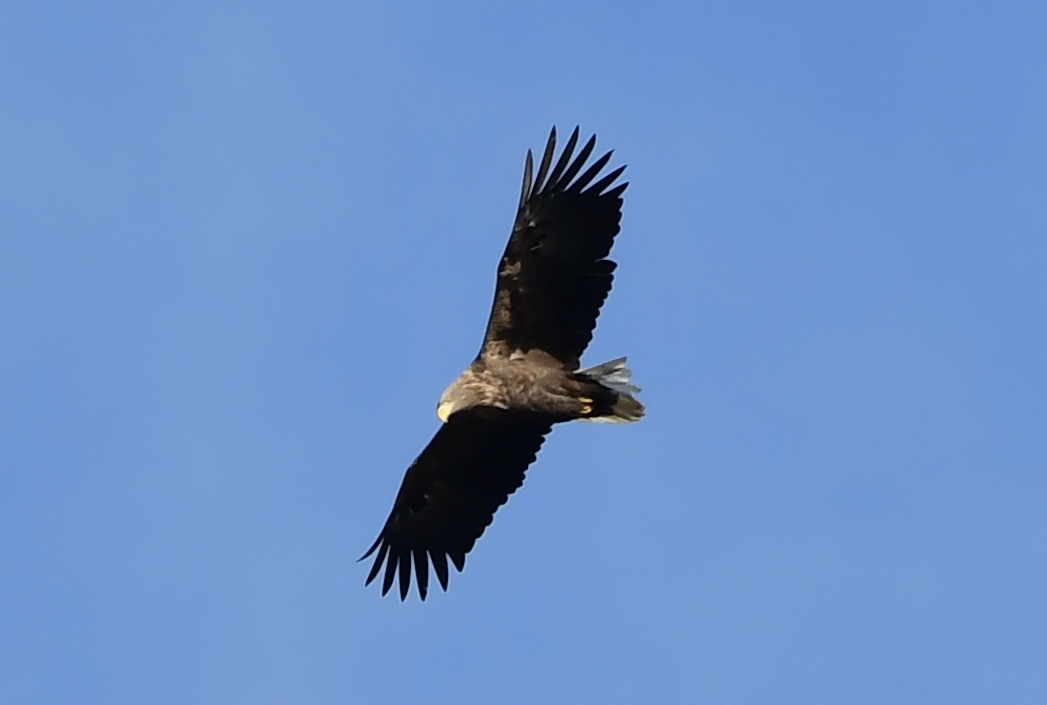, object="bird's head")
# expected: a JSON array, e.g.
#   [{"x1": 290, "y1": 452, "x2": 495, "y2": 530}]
[
  {"x1": 436, "y1": 385, "x2": 461, "y2": 423},
  {"x1": 437, "y1": 378, "x2": 484, "y2": 422}
]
